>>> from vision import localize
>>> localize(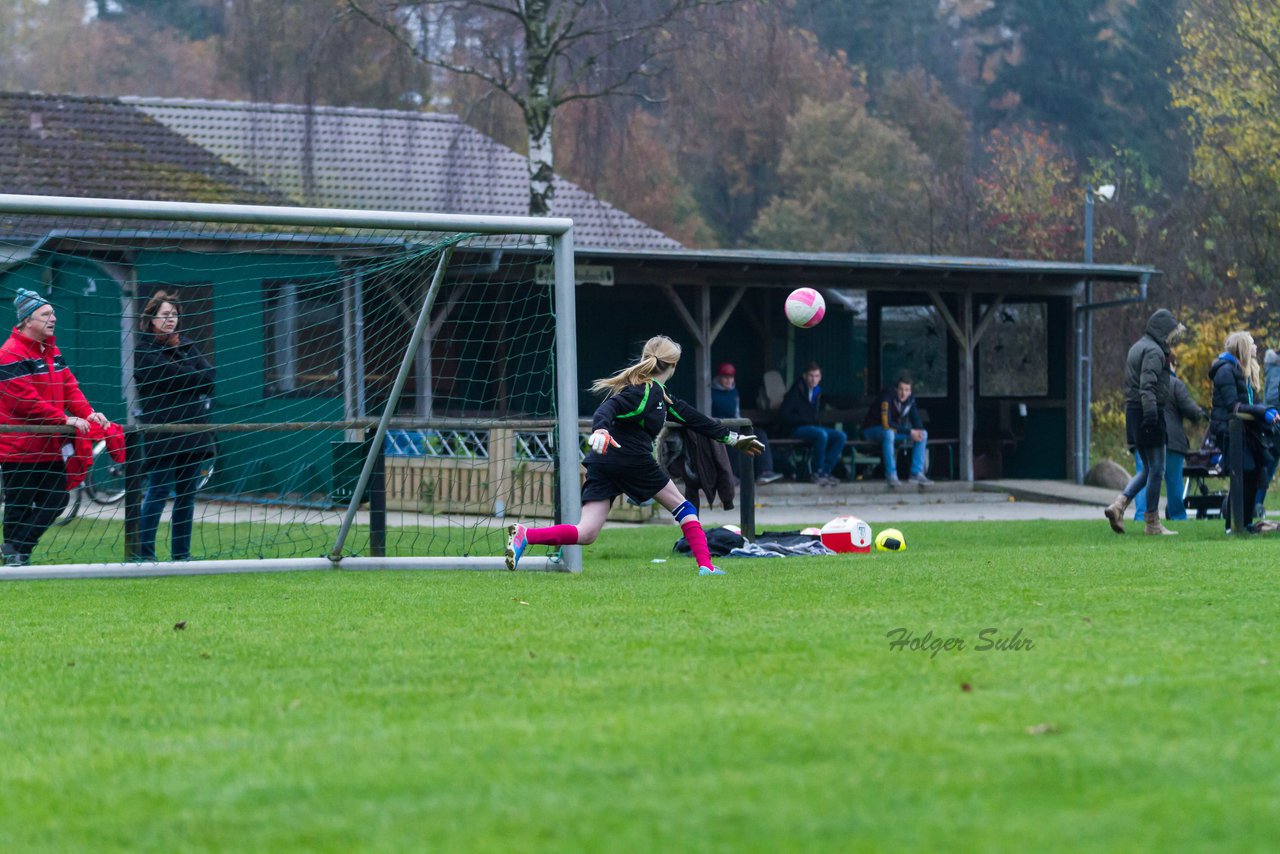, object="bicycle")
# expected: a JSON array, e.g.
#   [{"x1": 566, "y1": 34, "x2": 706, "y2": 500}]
[{"x1": 53, "y1": 440, "x2": 217, "y2": 524}]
